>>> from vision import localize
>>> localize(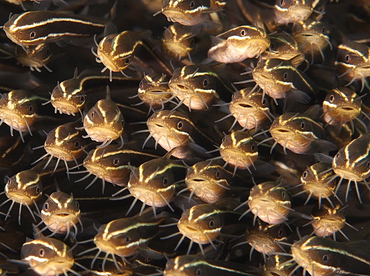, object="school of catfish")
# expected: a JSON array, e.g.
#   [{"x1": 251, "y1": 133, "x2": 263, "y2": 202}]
[{"x1": 0, "y1": 0, "x2": 369, "y2": 275}]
